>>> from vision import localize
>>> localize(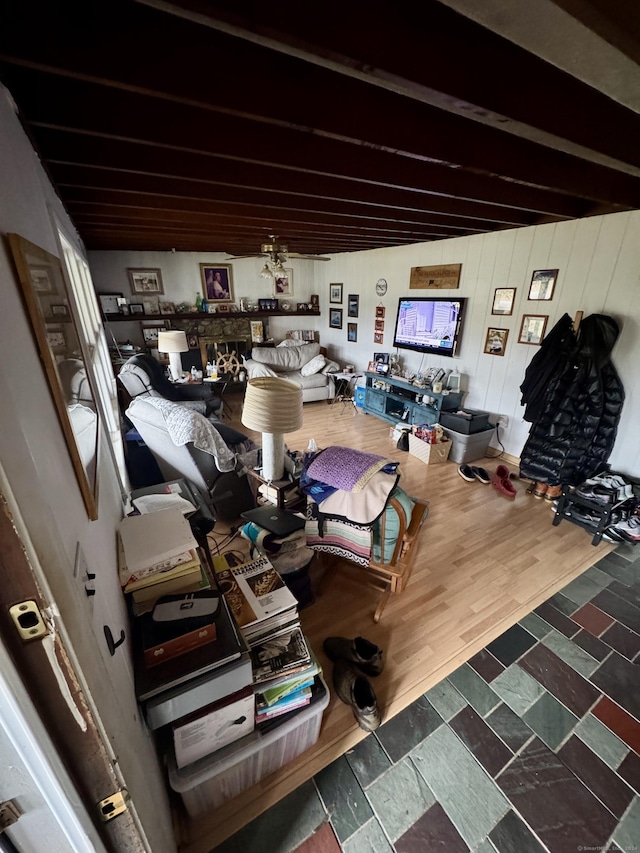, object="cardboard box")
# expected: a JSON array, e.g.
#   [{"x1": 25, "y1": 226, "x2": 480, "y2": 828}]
[{"x1": 408, "y1": 433, "x2": 451, "y2": 465}]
